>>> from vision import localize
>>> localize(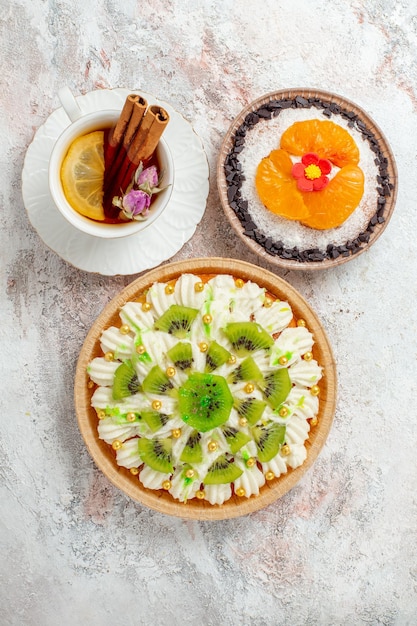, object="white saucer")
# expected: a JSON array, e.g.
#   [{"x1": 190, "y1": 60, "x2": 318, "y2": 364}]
[{"x1": 22, "y1": 88, "x2": 209, "y2": 275}]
